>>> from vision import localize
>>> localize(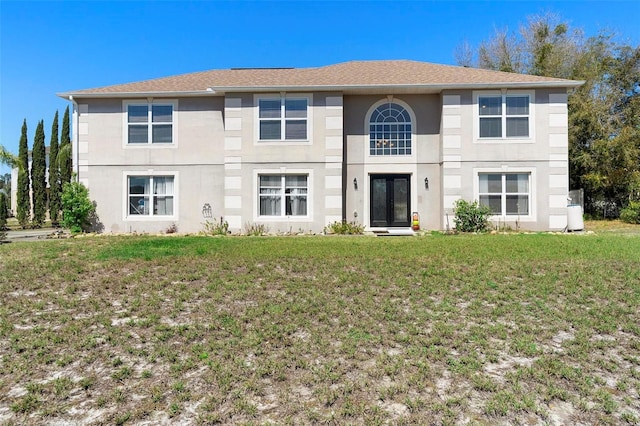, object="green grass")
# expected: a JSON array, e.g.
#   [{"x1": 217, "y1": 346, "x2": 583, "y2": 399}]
[{"x1": 1, "y1": 232, "x2": 639, "y2": 424}]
